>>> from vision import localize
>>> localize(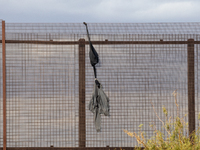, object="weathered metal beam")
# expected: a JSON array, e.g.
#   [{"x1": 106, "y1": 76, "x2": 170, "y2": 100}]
[
  {"x1": 2, "y1": 20, "x2": 7, "y2": 150},
  {"x1": 0, "y1": 147, "x2": 144, "y2": 150},
  {"x1": 188, "y1": 39, "x2": 195, "y2": 136},
  {"x1": 1, "y1": 40, "x2": 200, "y2": 45},
  {"x1": 79, "y1": 39, "x2": 86, "y2": 147}
]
